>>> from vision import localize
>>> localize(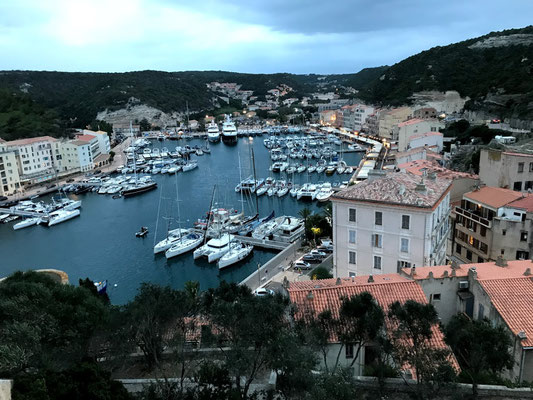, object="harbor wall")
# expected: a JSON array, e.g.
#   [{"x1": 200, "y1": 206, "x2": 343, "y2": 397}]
[{"x1": 240, "y1": 238, "x2": 302, "y2": 291}]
